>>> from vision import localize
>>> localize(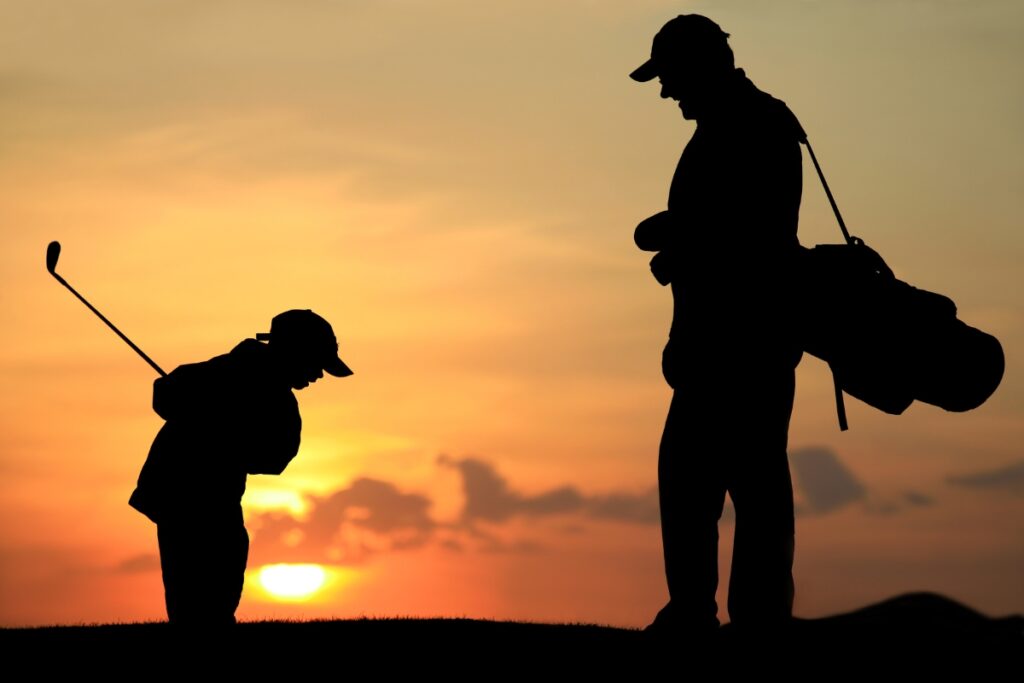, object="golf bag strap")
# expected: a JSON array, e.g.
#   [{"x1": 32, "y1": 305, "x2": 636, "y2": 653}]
[
  {"x1": 801, "y1": 134, "x2": 852, "y2": 431},
  {"x1": 831, "y1": 367, "x2": 849, "y2": 432},
  {"x1": 802, "y1": 137, "x2": 853, "y2": 246}
]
